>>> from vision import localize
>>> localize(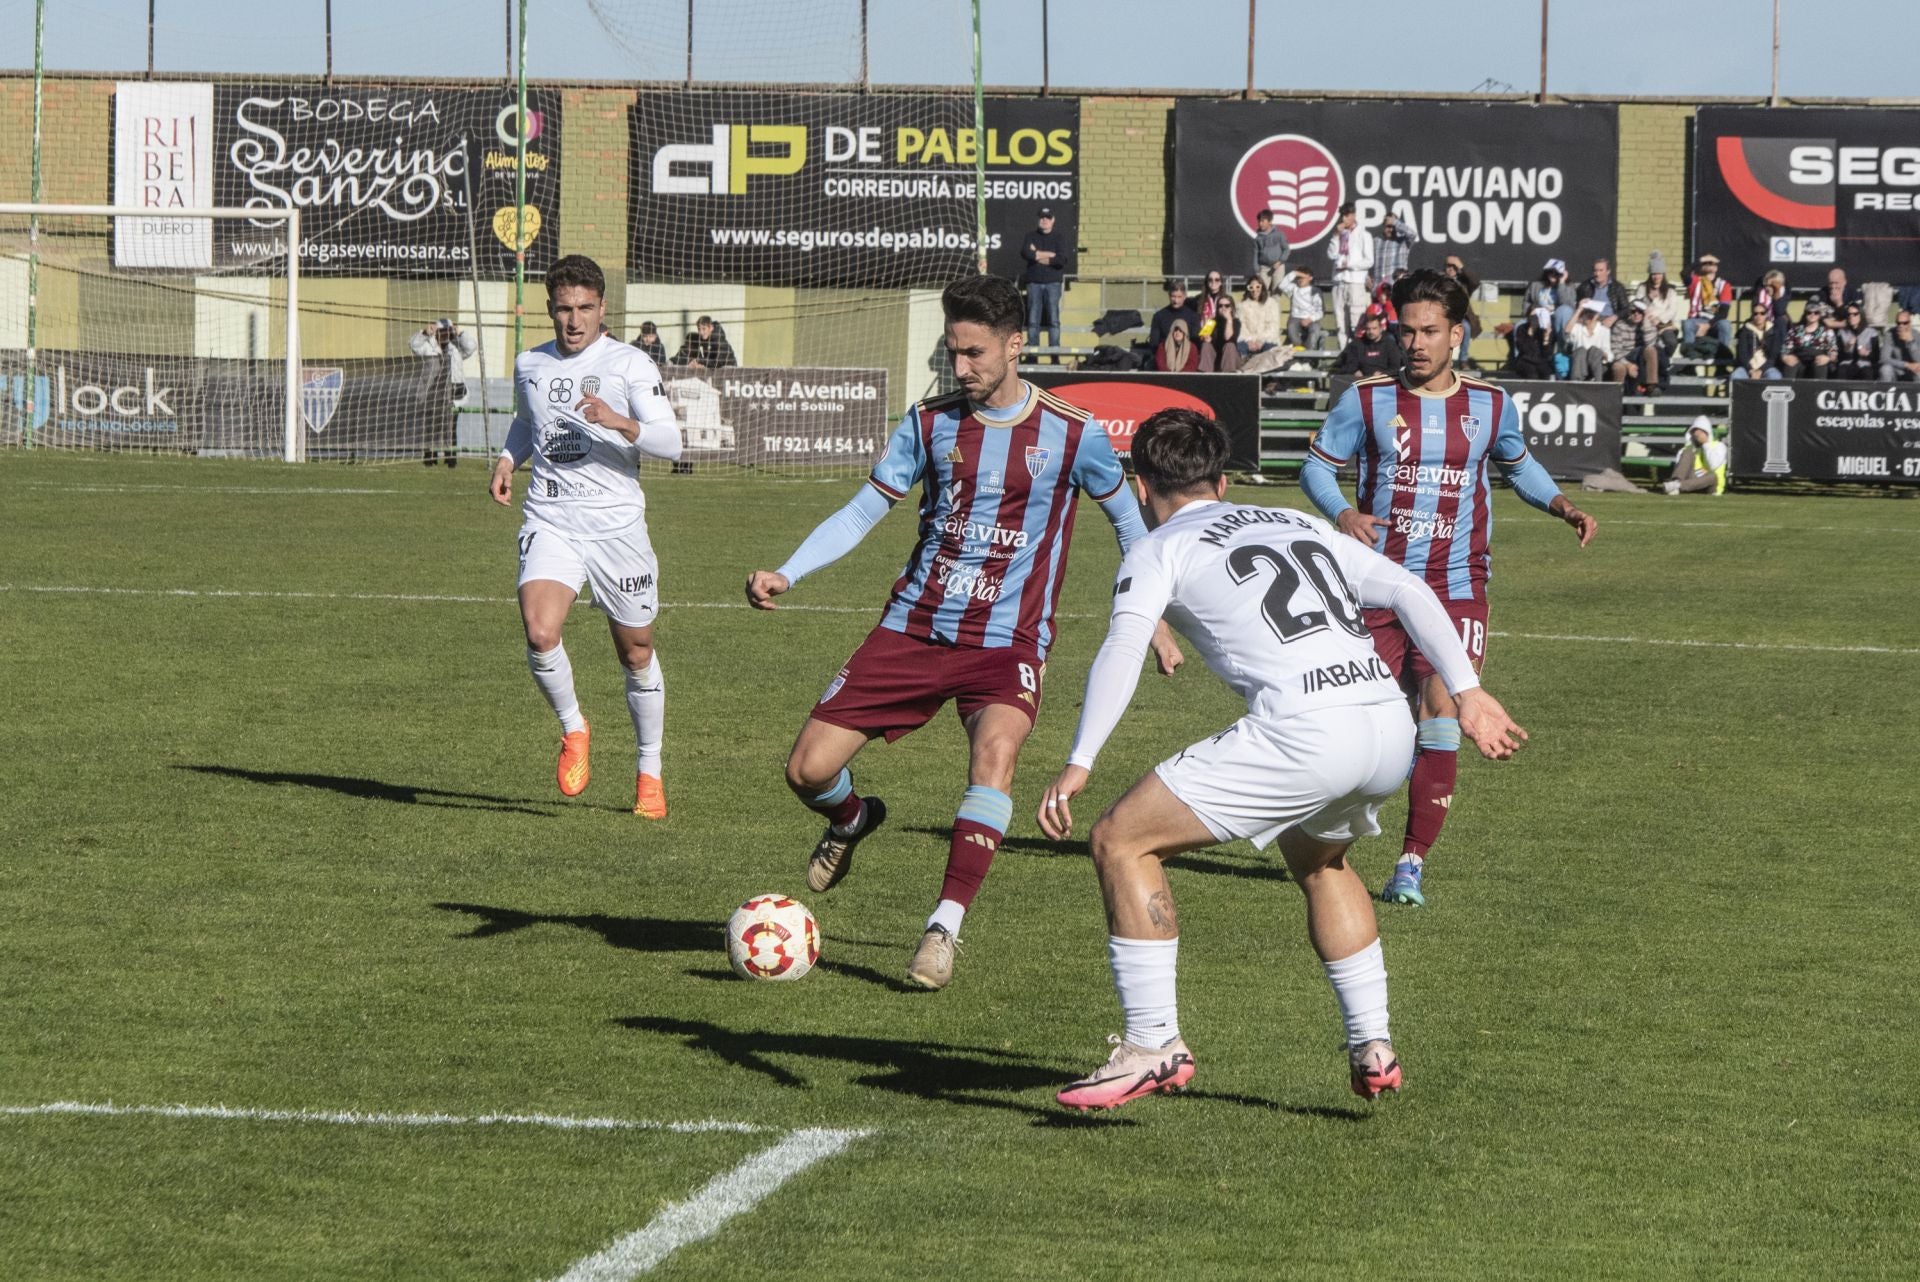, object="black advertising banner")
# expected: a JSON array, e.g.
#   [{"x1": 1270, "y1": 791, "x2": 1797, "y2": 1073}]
[
  {"x1": 665, "y1": 366, "x2": 890, "y2": 467},
  {"x1": 1325, "y1": 376, "x2": 1621, "y2": 479},
  {"x1": 1694, "y1": 107, "x2": 1920, "y2": 289},
  {"x1": 630, "y1": 93, "x2": 1078, "y2": 287},
  {"x1": 1023, "y1": 370, "x2": 1261, "y2": 470},
  {"x1": 1172, "y1": 101, "x2": 1617, "y2": 283},
  {"x1": 0, "y1": 349, "x2": 209, "y2": 451},
  {"x1": 211, "y1": 85, "x2": 561, "y2": 276},
  {"x1": 1730, "y1": 380, "x2": 1920, "y2": 483}
]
